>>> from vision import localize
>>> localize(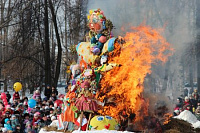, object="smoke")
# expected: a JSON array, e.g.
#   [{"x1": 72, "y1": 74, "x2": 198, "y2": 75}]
[{"x1": 87, "y1": 0, "x2": 196, "y2": 112}]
